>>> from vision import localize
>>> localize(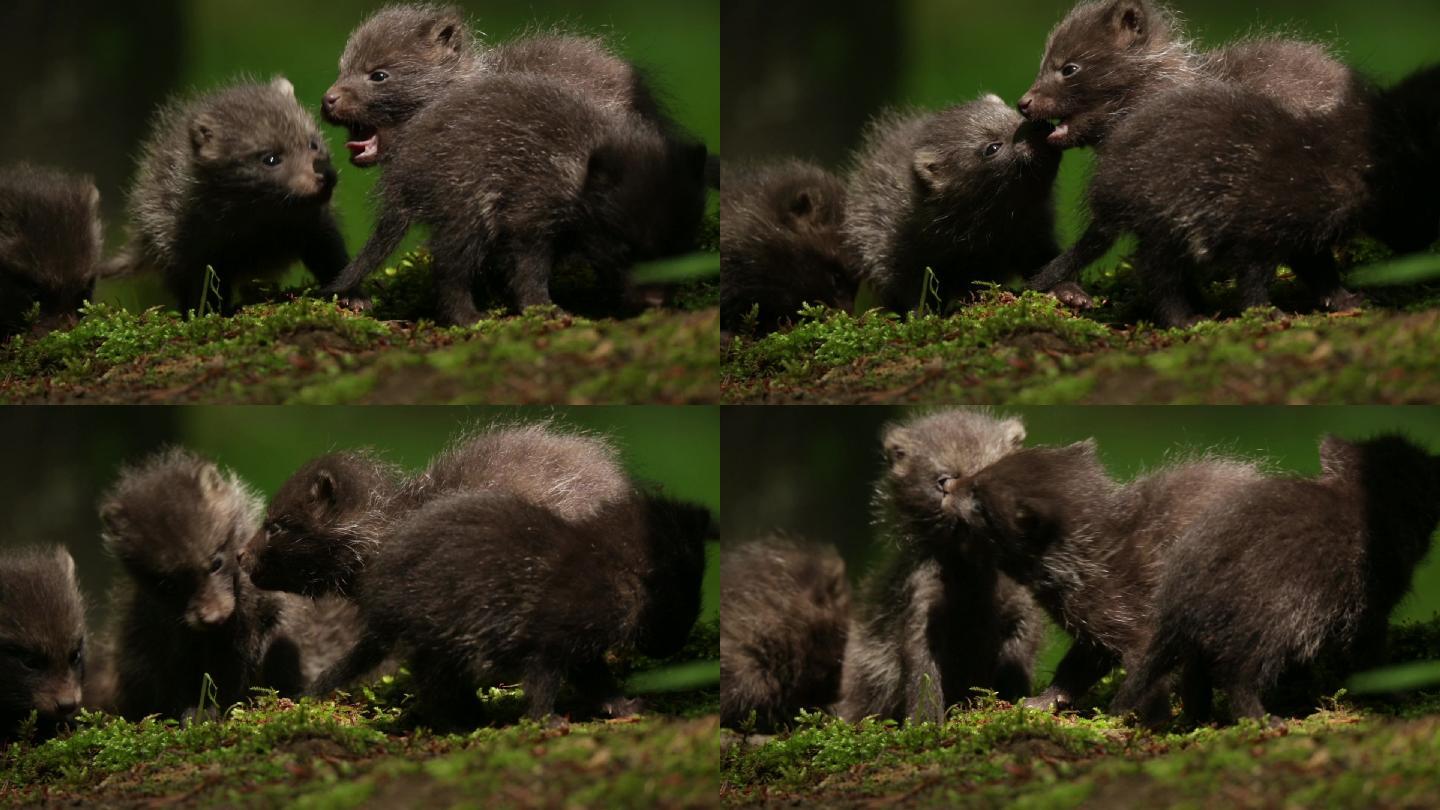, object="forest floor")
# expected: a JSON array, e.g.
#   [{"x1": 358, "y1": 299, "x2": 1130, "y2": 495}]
[
  {"x1": 721, "y1": 618, "x2": 1440, "y2": 808},
  {"x1": 0, "y1": 247, "x2": 720, "y2": 406},
  {"x1": 0, "y1": 624, "x2": 720, "y2": 809},
  {"x1": 723, "y1": 257, "x2": 1440, "y2": 405}
]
